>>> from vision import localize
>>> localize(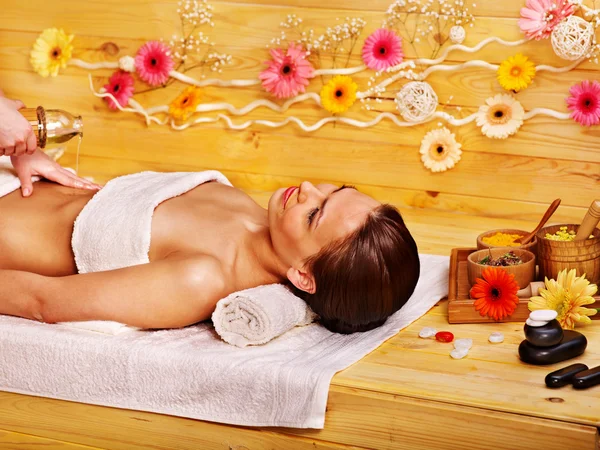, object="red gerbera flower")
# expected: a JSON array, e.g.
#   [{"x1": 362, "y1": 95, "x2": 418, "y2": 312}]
[
  {"x1": 134, "y1": 41, "x2": 174, "y2": 87},
  {"x1": 103, "y1": 70, "x2": 135, "y2": 110},
  {"x1": 362, "y1": 28, "x2": 404, "y2": 72},
  {"x1": 470, "y1": 267, "x2": 520, "y2": 321},
  {"x1": 566, "y1": 80, "x2": 600, "y2": 127},
  {"x1": 259, "y1": 42, "x2": 315, "y2": 99}
]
